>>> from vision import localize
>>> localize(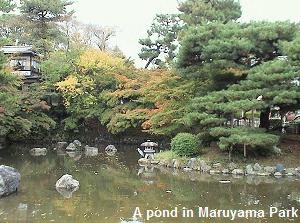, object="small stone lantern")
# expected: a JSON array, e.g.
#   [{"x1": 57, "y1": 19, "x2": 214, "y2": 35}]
[{"x1": 138, "y1": 140, "x2": 158, "y2": 159}]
